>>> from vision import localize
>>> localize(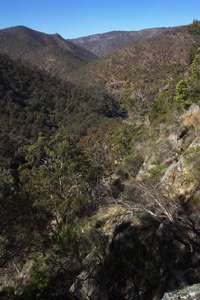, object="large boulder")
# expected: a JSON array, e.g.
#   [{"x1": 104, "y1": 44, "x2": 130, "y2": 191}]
[{"x1": 162, "y1": 284, "x2": 200, "y2": 299}]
